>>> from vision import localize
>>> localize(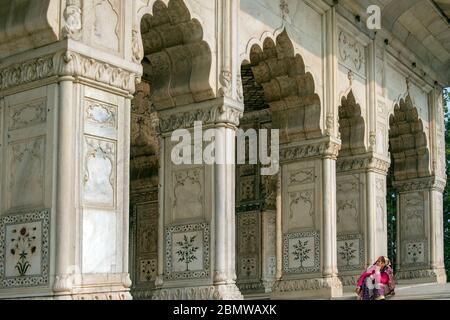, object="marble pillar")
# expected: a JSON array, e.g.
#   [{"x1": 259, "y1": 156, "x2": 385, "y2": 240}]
[{"x1": 272, "y1": 137, "x2": 343, "y2": 299}]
